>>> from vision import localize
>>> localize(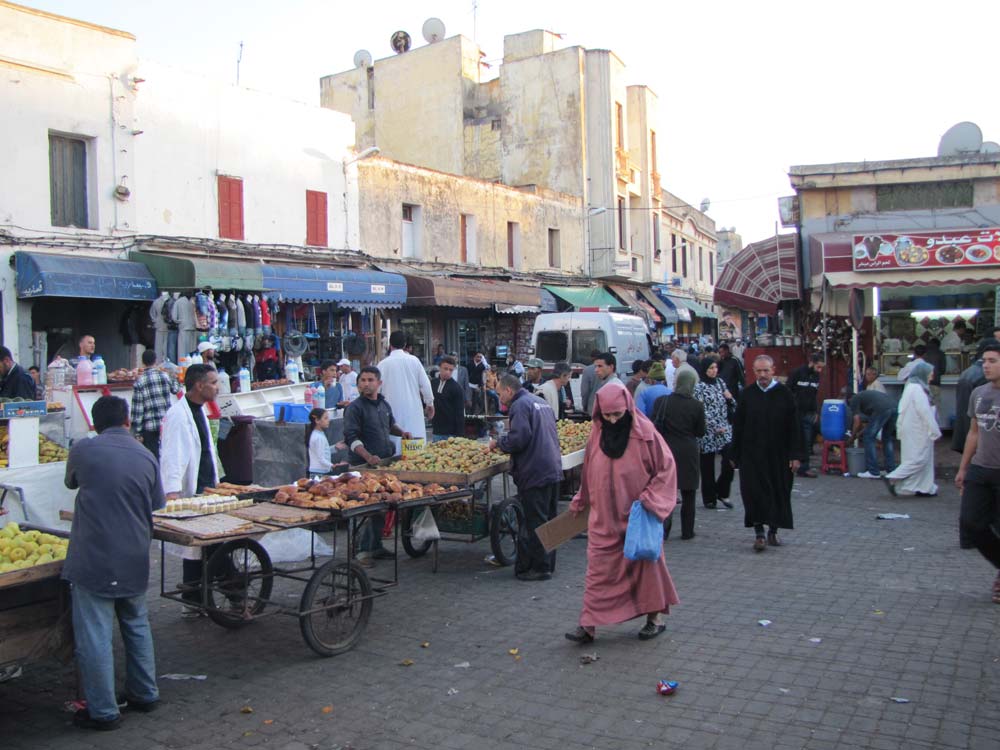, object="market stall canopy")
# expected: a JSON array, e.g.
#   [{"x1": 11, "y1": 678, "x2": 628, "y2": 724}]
[
  {"x1": 637, "y1": 287, "x2": 679, "y2": 324},
  {"x1": 404, "y1": 276, "x2": 541, "y2": 309},
  {"x1": 131, "y1": 251, "x2": 263, "y2": 291},
  {"x1": 606, "y1": 284, "x2": 660, "y2": 324},
  {"x1": 543, "y1": 285, "x2": 621, "y2": 310},
  {"x1": 661, "y1": 293, "x2": 718, "y2": 320},
  {"x1": 714, "y1": 234, "x2": 800, "y2": 315},
  {"x1": 15, "y1": 251, "x2": 157, "y2": 301},
  {"x1": 261, "y1": 265, "x2": 406, "y2": 309}
]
